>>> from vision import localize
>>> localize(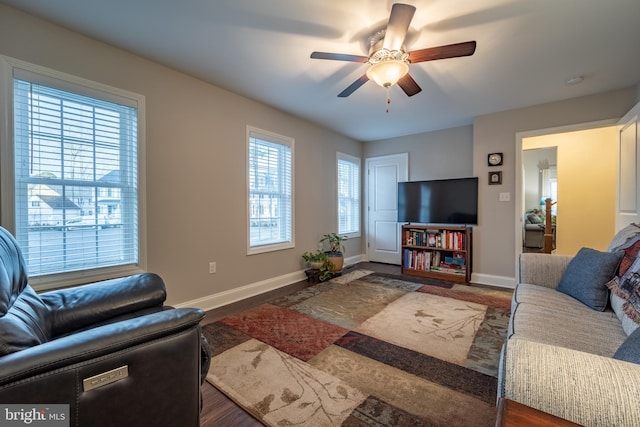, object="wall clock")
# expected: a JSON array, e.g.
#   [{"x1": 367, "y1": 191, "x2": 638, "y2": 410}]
[{"x1": 488, "y1": 152, "x2": 503, "y2": 166}]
